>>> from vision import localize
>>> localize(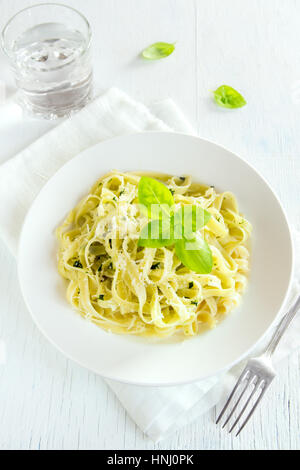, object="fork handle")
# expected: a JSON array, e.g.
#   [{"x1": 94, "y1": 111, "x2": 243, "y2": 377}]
[{"x1": 264, "y1": 294, "x2": 300, "y2": 358}]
